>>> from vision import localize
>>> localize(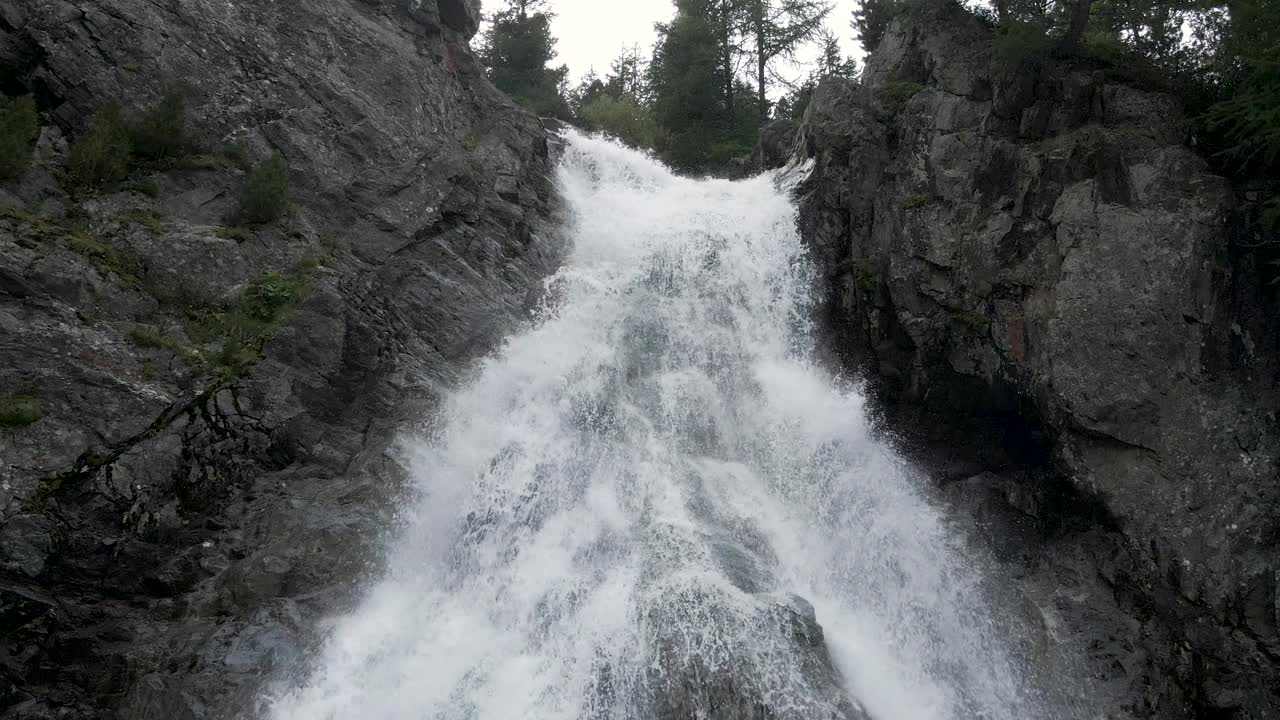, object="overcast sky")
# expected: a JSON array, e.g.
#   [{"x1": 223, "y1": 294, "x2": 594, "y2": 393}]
[{"x1": 538, "y1": 0, "x2": 865, "y2": 89}]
